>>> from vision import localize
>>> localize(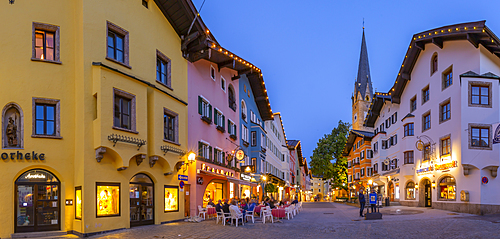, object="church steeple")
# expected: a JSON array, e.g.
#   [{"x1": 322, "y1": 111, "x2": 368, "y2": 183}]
[{"x1": 354, "y1": 28, "x2": 373, "y2": 102}]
